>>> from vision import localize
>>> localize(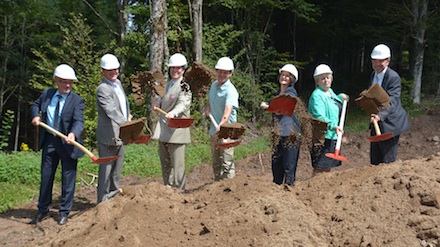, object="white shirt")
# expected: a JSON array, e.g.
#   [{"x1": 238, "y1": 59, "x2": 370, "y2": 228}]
[{"x1": 112, "y1": 81, "x2": 128, "y2": 120}]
